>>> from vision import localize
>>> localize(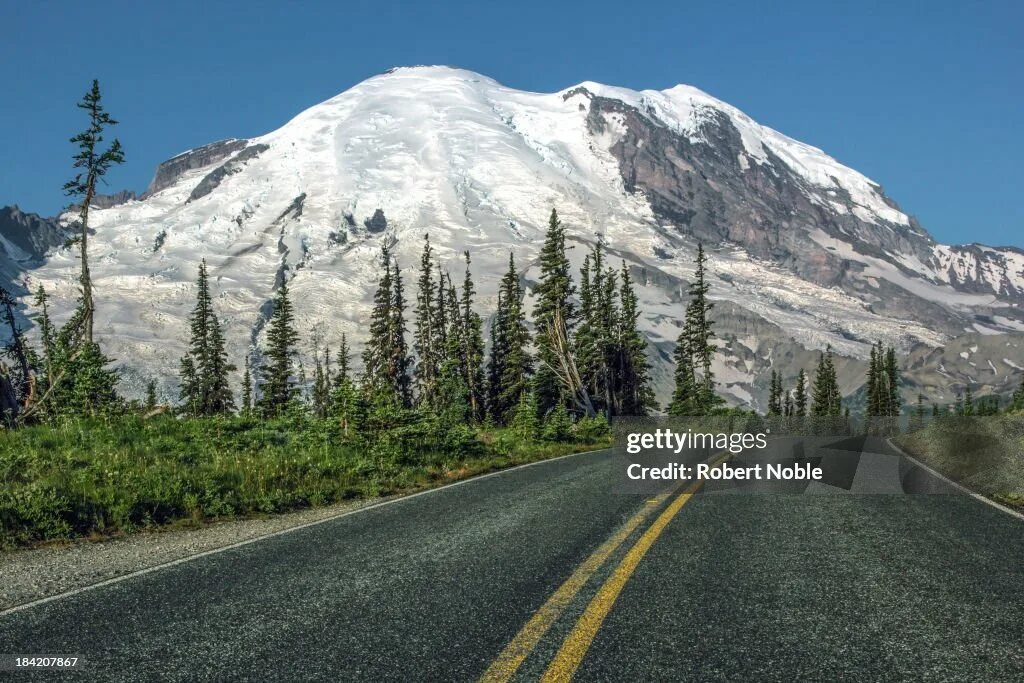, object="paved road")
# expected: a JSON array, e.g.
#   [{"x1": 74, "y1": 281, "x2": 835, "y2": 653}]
[{"x1": 1, "y1": 439, "x2": 1022, "y2": 681}]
